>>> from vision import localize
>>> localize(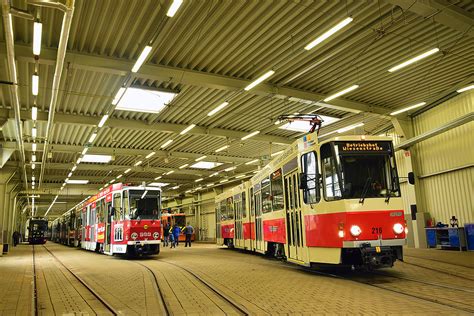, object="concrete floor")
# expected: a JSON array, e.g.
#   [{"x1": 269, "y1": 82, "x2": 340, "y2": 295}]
[{"x1": 0, "y1": 242, "x2": 473, "y2": 315}]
